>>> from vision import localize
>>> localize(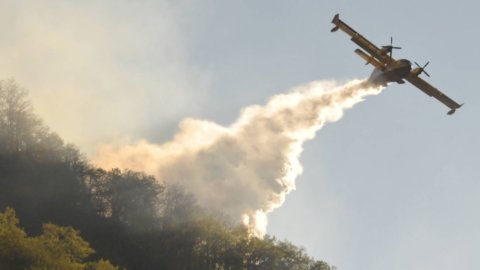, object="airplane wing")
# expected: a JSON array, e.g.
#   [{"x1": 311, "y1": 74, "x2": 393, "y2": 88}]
[
  {"x1": 406, "y1": 74, "x2": 463, "y2": 115},
  {"x1": 331, "y1": 14, "x2": 393, "y2": 65}
]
